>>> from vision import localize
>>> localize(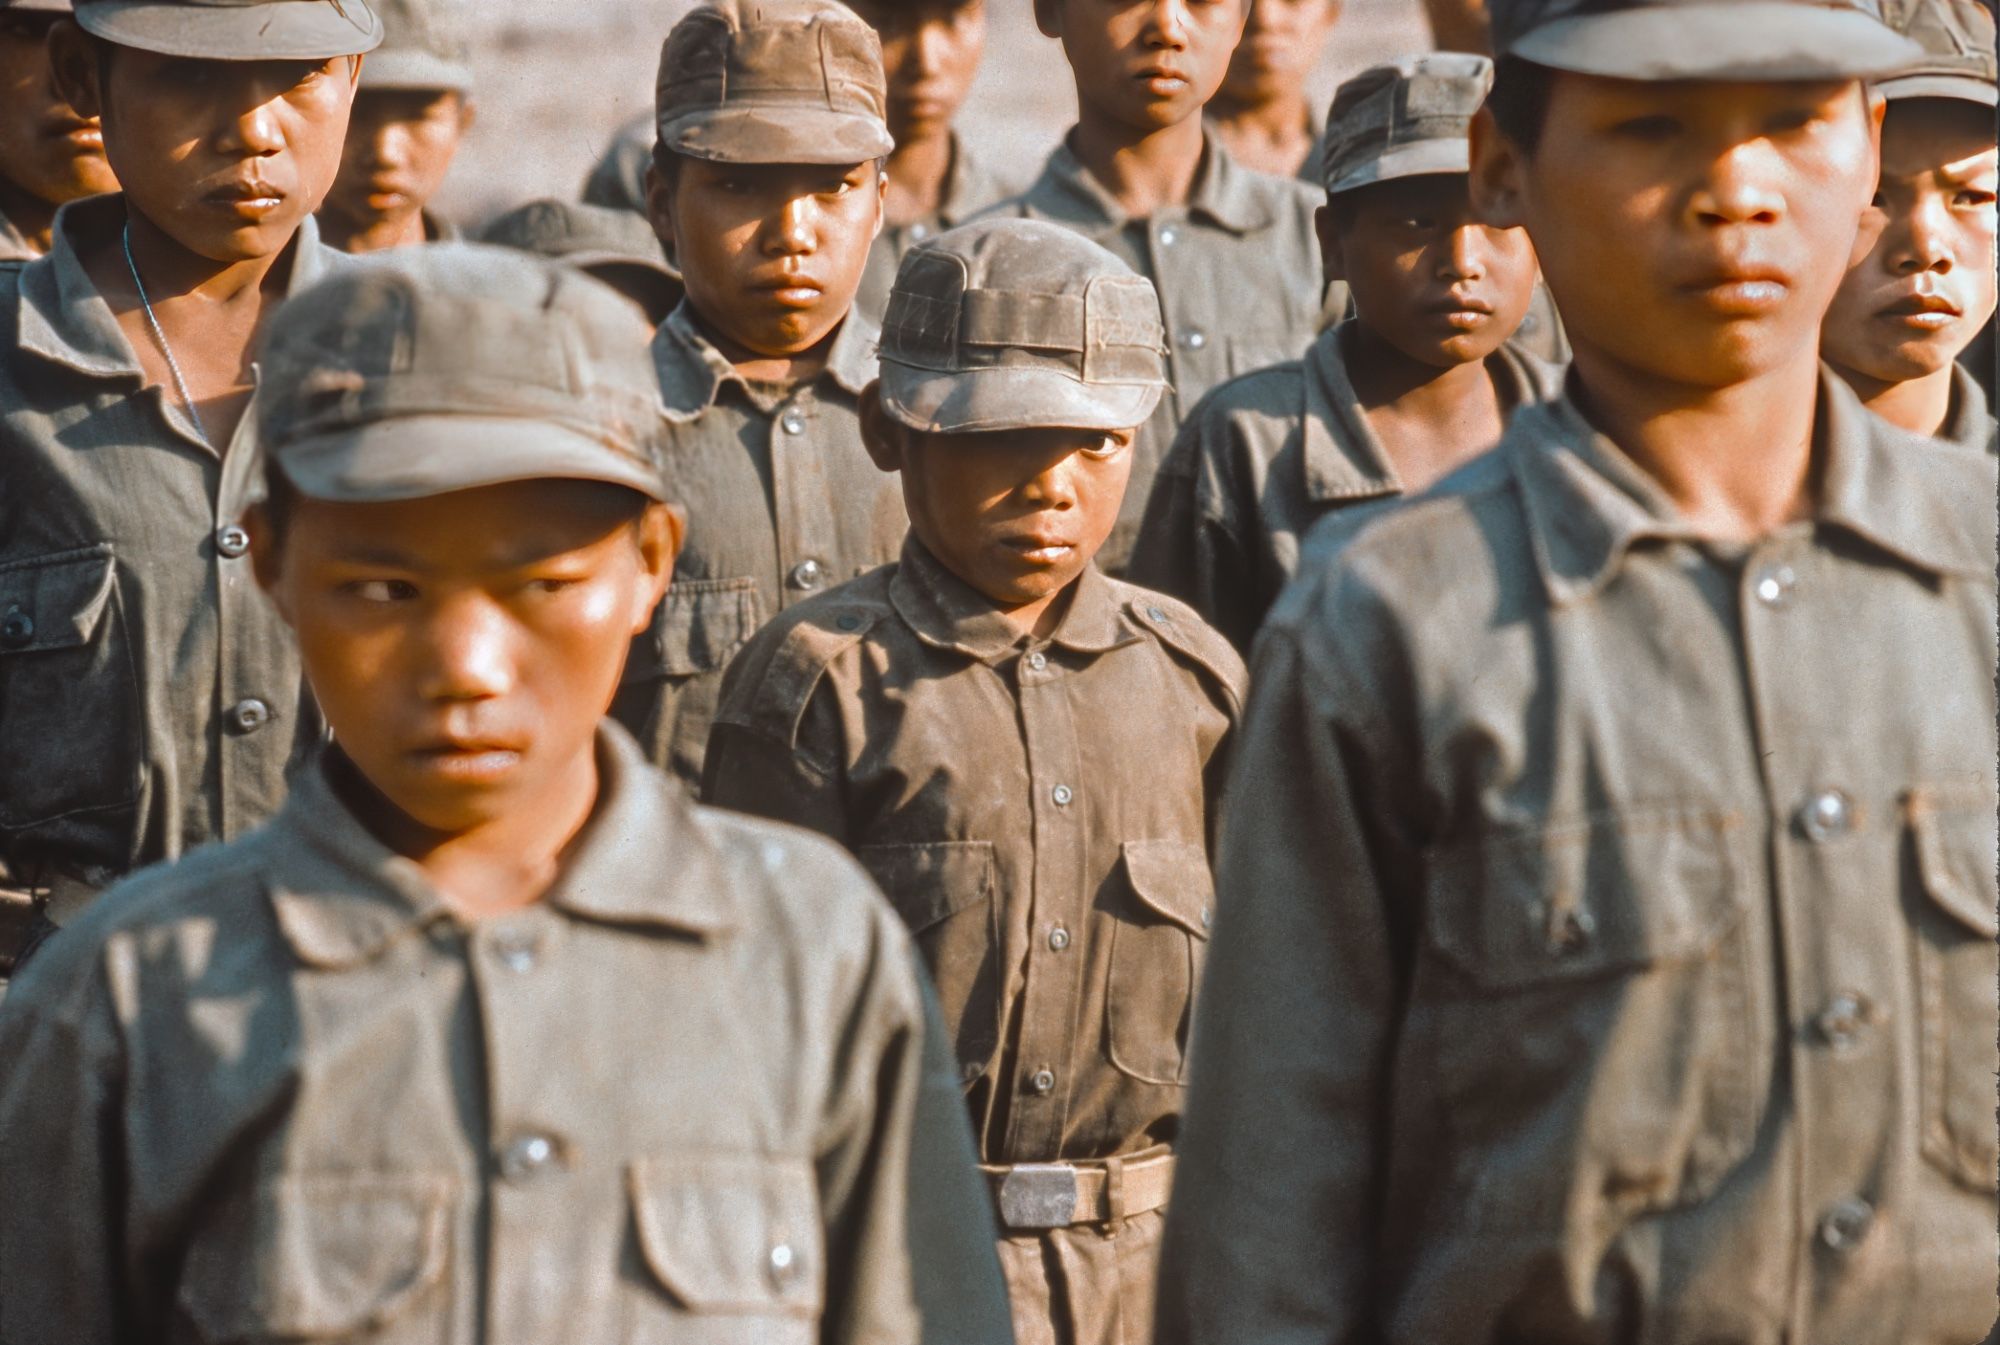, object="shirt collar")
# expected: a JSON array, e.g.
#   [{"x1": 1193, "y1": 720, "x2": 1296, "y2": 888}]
[
  {"x1": 887, "y1": 535, "x2": 1138, "y2": 662},
  {"x1": 1512, "y1": 368, "x2": 1996, "y2": 606},
  {"x1": 1940, "y1": 361, "x2": 1997, "y2": 455},
  {"x1": 653, "y1": 300, "x2": 879, "y2": 421},
  {"x1": 0, "y1": 205, "x2": 33, "y2": 263},
  {"x1": 267, "y1": 724, "x2": 735, "y2": 970},
  {"x1": 1020, "y1": 127, "x2": 1276, "y2": 236}
]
